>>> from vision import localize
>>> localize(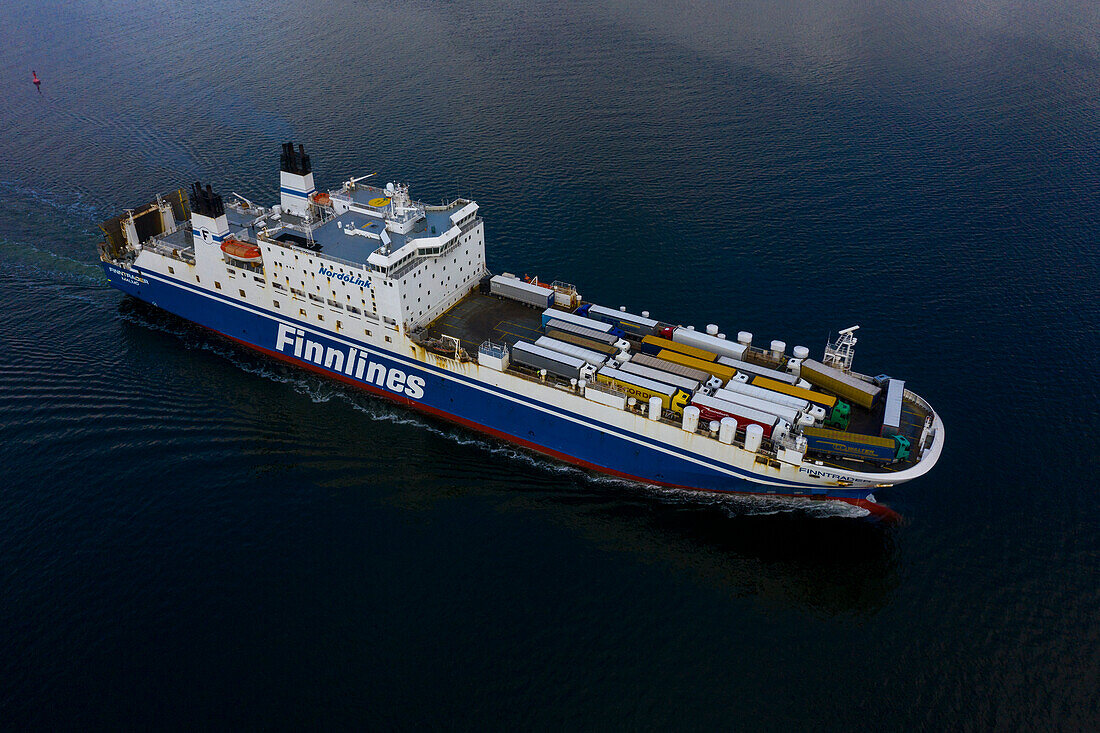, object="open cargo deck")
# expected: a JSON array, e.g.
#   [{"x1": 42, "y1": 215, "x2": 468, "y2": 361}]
[
  {"x1": 418, "y1": 288, "x2": 547, "y2": 356},
  {"x1": 416, "y1": 288, "x2": 933, "y2": 475}
]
